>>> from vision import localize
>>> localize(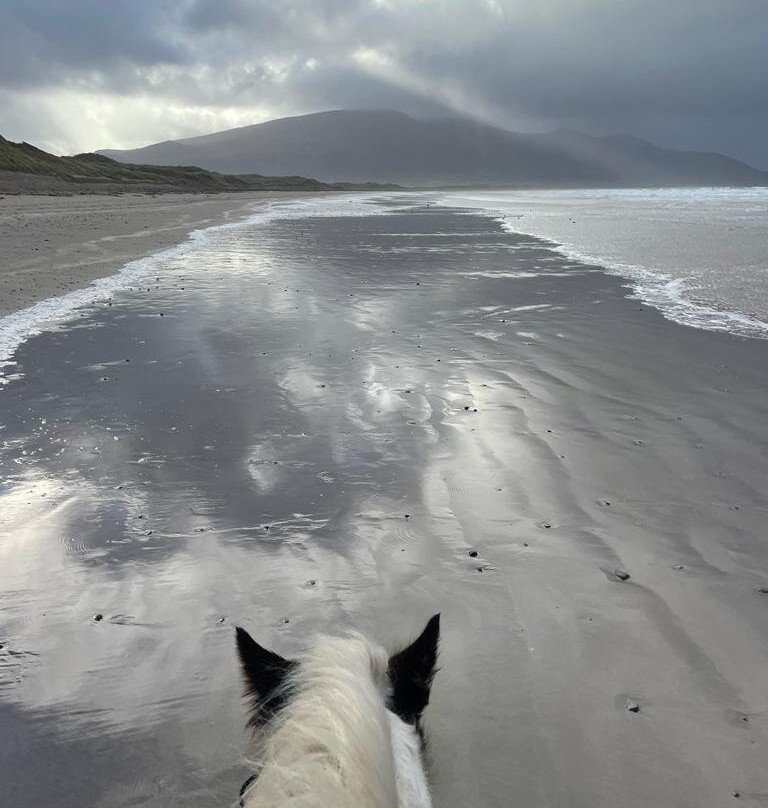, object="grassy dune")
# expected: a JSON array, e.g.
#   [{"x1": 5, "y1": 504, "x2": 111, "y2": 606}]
[{"x1": 0, "y1": 136, "x2": 398, "y2": 194}]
